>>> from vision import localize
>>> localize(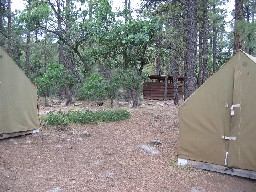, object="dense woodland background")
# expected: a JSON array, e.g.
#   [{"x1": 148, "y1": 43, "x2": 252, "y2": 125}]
[{"x1": 0, "y1": 0, "x2": 255, "y2": 107}]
